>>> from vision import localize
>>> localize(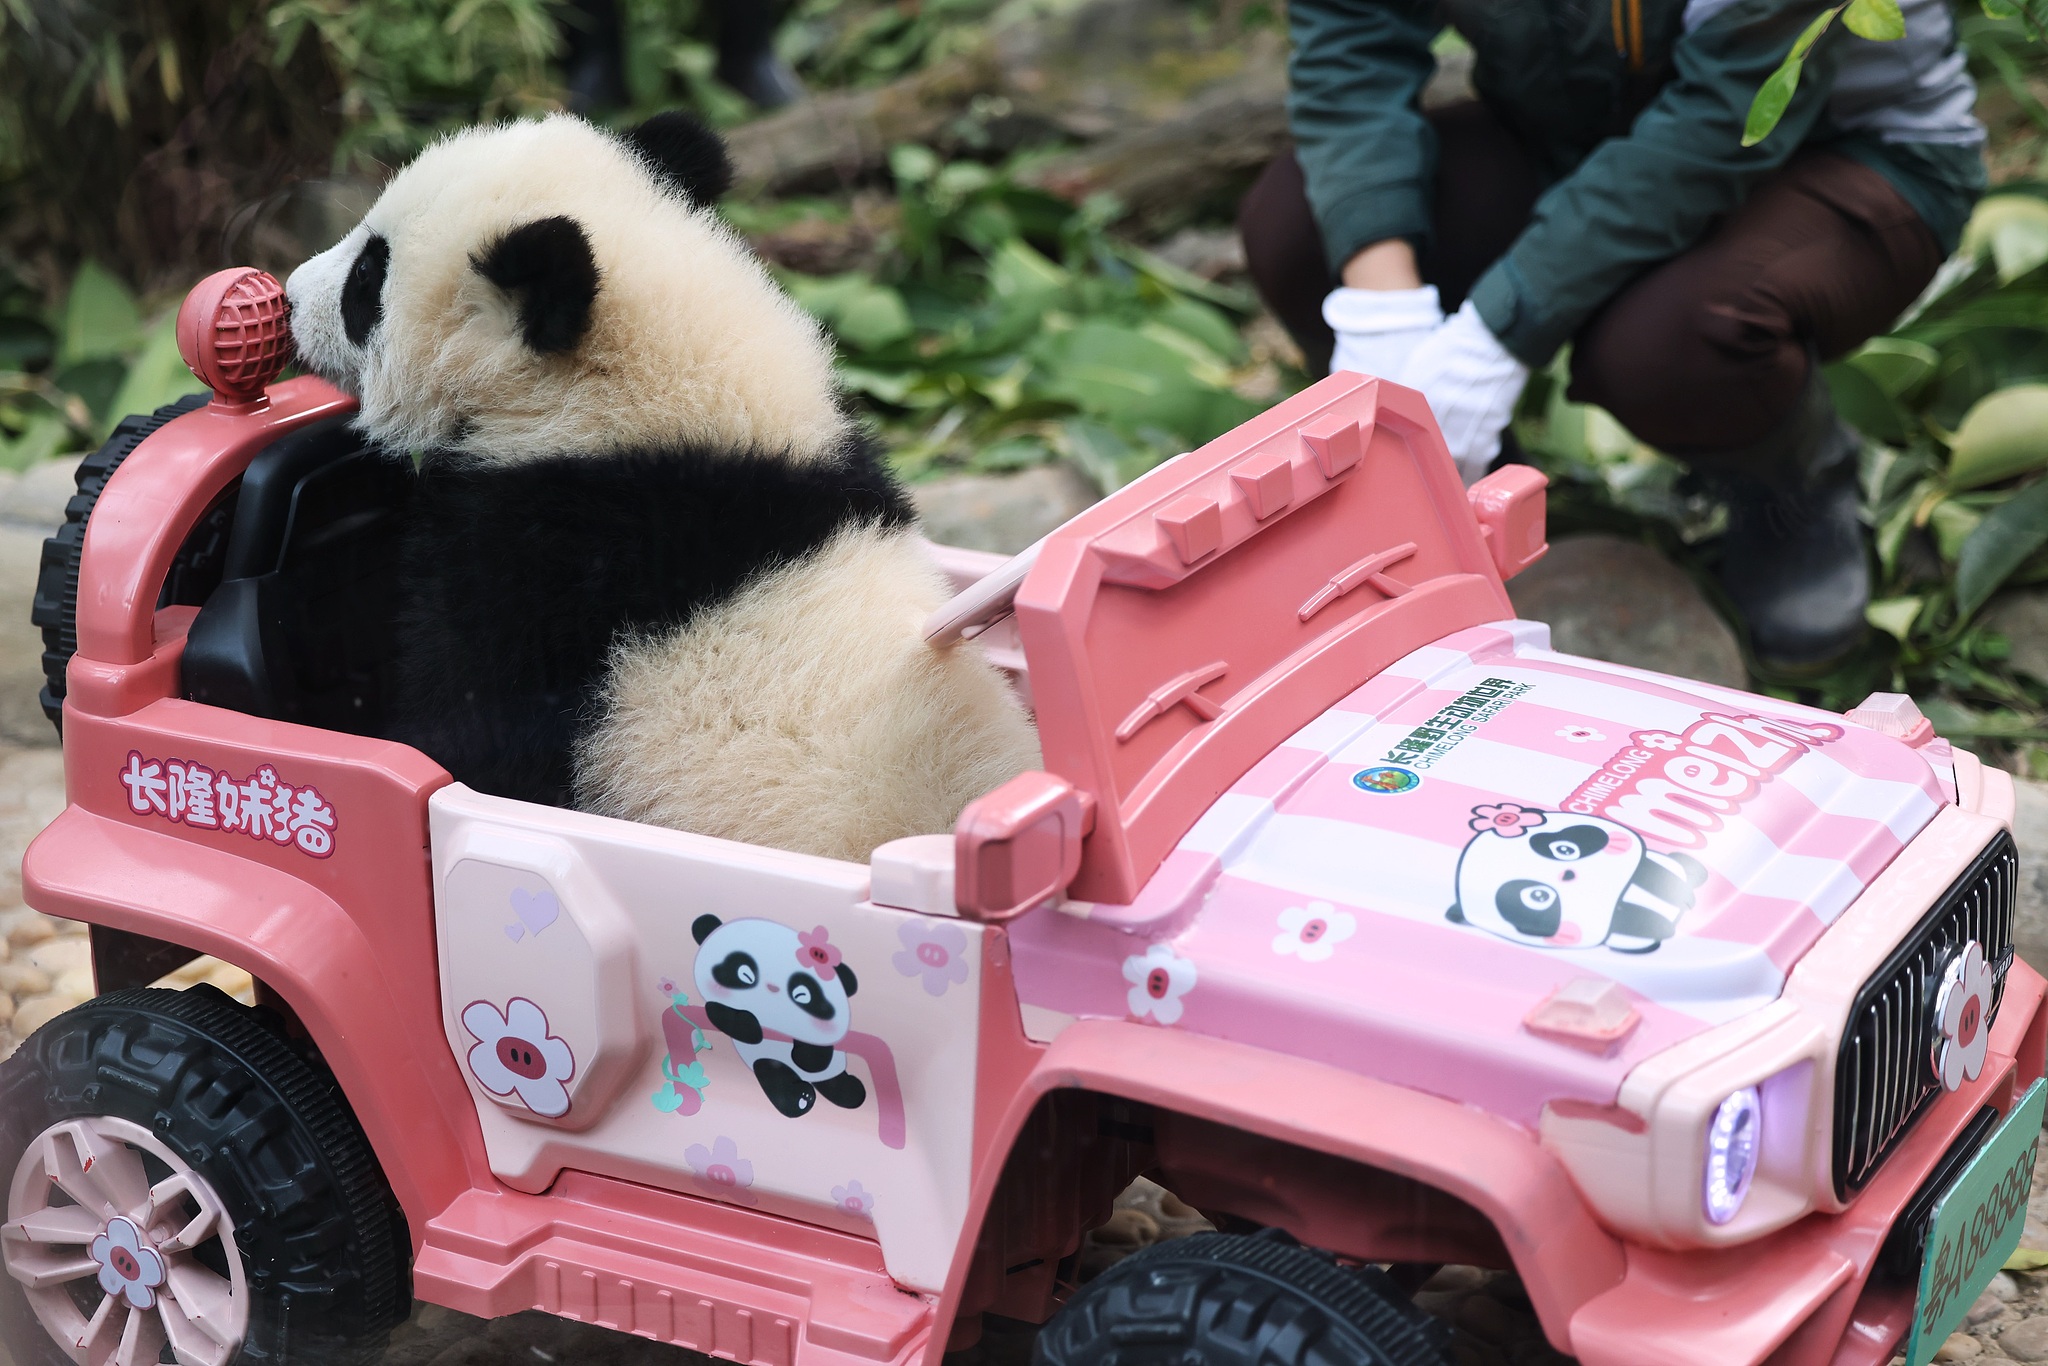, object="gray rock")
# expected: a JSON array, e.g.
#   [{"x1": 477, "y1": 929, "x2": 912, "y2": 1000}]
[
  {"x1": 912, "y1": 462, "x2": 1099, "y2": 555},
  {"x1": 1986, "y1": 590, "x2": 2048, "y2": 686},
  {"x1": 0, "y1": 455, "x2": 80, "y2": 533},
  {"x1": 2005, "y1": 1316, "x2": 2048, "y2": 1363},
  {"x1": 2017, "y1": 778, "x2": 2048, "y2": 978},
  {"x1": 1507, "y1": 534, "x2": 1747, "y2": 689}
]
